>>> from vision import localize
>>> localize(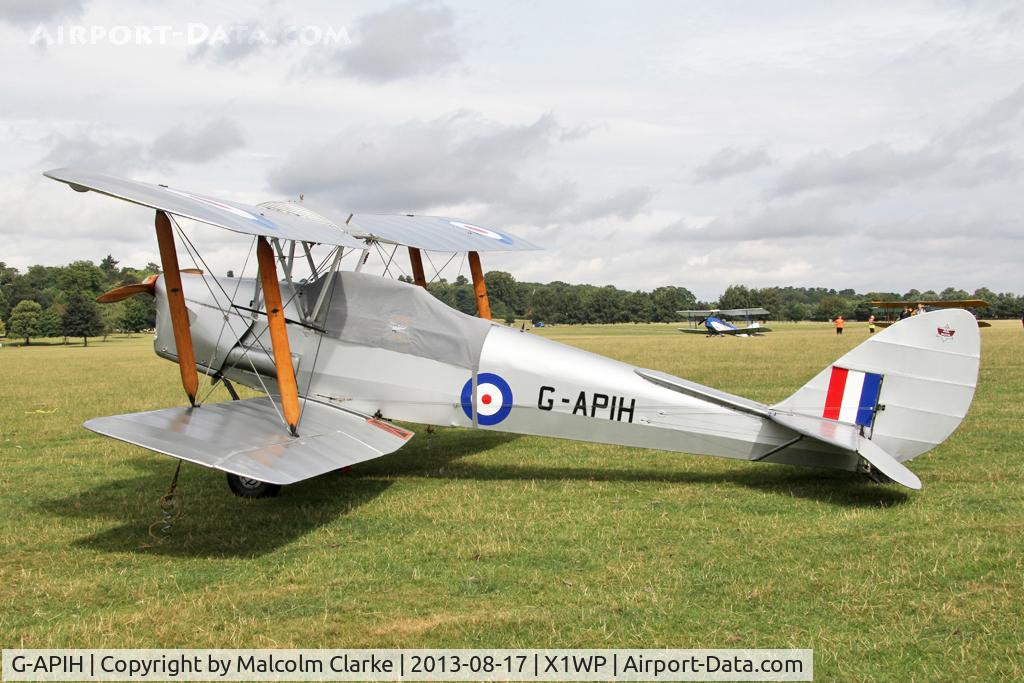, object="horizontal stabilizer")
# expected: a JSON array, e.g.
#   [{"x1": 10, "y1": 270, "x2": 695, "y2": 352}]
[
  {"x1": 858, "y1": 438, "x2": 922, "y2": 490},
  {"x1": 769, "y1": 411, "x2": 921, "y2": 490},
  {"x1": 84, "y1": 397, "x2": 413, "y2": 485}
]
